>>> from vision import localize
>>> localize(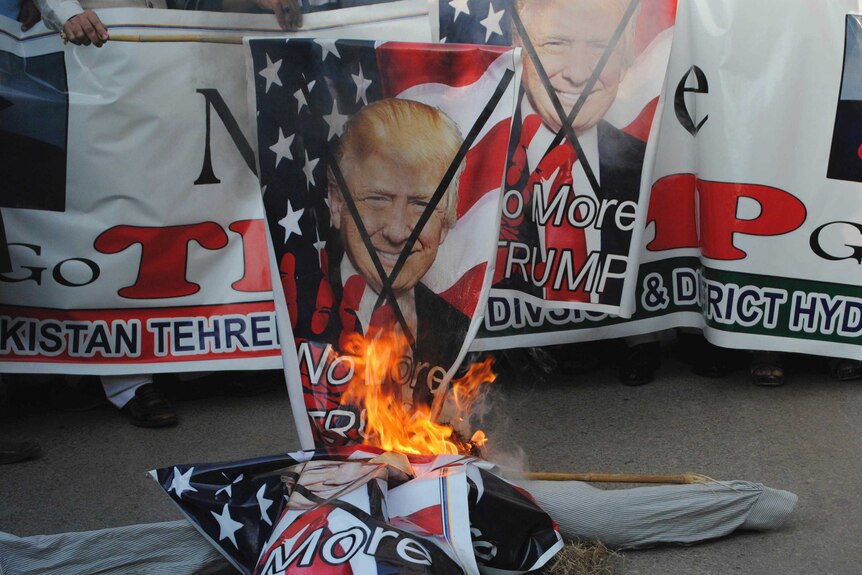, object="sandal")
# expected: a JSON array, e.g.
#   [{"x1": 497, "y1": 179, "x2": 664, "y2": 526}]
[
  {"x1": 750, "y1": 351, "x2": 784, "y2": 386},
  {"x1": 827, "y1": 358, "x2": 862, "y2": 381}
]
